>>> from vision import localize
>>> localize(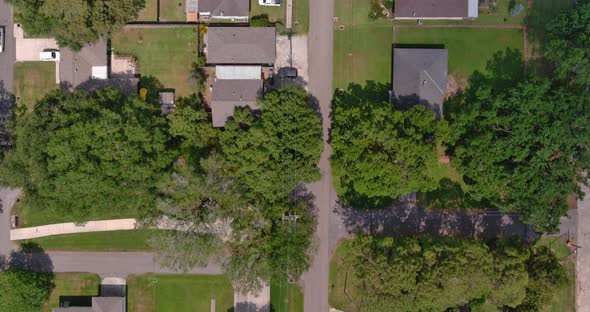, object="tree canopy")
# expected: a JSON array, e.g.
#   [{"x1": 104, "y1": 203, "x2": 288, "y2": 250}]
[
  {"x1": 0, "y1": 88, "x2": 175, "y2": 217},
  {"x1": 219, "y1": 85, "x2": 323, "y2": 203},
  {"x1": 545, "y1": 2, "x2": 590, "y2": 85},
  {"x1": 341, "y1": 235, "x2": 566, "y2": 312},
  {"x1": 9, "y1": 0, "x2": 145, "y2": 50},
  {"x1": 331, "y1": 82, "x2": 443, "y2": 208},
  {"x1": 0, "y1": 269, "x2": 53, "y2": 312},
  {"x1": 445, "y1": 79, "x2": 590, "y2": 232}
]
